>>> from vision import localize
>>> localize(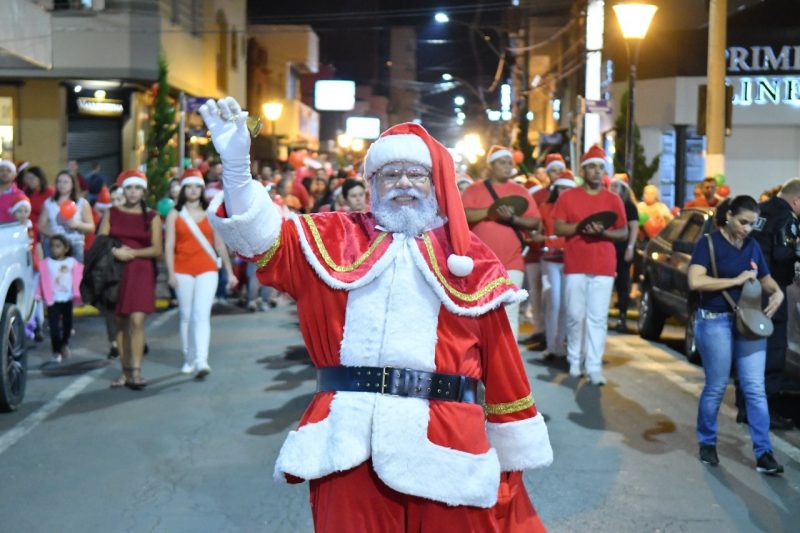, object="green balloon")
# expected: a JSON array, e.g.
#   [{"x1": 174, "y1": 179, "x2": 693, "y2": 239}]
[
  {"x1": 638, "y1": 211, "x2": 650, "y2": 226},
  {"x1": 157, "y1": 197, "x2": 175, "y2": 217},
  {"x1": 714, "y1": 173, "x2": 725, "y2": 186}
]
